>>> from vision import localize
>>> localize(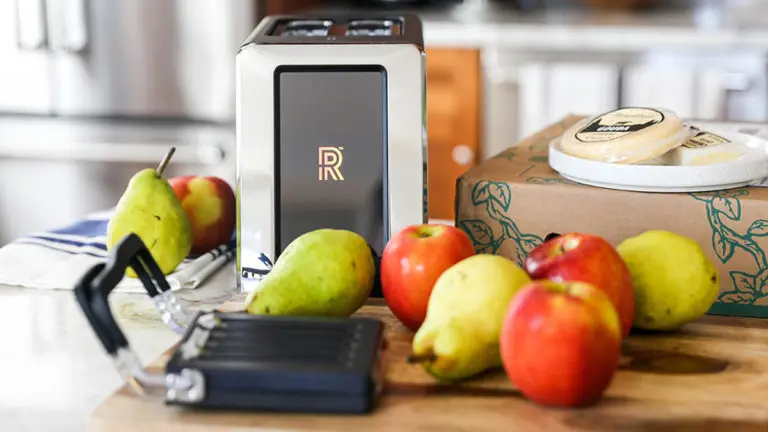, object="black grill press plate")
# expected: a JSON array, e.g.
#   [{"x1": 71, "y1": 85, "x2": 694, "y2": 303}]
[
  {"x1": 74, "y1": 233, "x2": 386, "y2": 414},
  {"x1": 167, "y1": 311, "x2": 385, "y2": 413}
]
